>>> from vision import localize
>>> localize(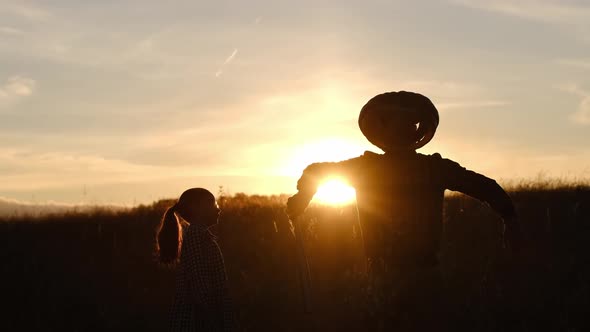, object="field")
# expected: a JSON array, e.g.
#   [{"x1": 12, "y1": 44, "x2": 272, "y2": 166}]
[{"x1": 1, "y1": 186, "x2": 590, "y2": 331}]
